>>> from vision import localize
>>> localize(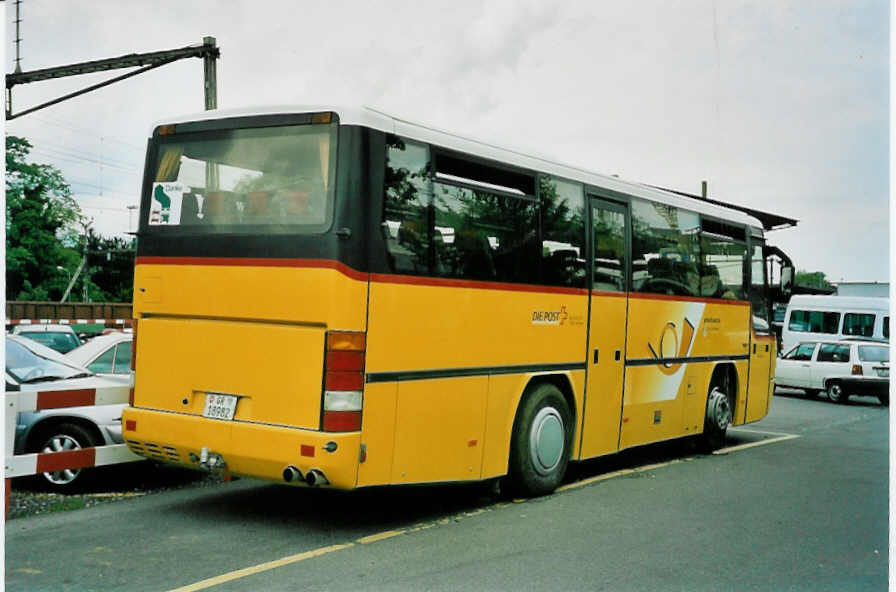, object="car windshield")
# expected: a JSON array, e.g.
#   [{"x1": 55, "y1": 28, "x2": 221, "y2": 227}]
[
  {"x1": 858, "y1": 345, "x2": 889, "y2": 362},
  {"x1": 17, "y1": 331, "x2": 81, "y2": 354},
  {"x1": 6, "y1": 339, "x2": 90, "y2": 383}
]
